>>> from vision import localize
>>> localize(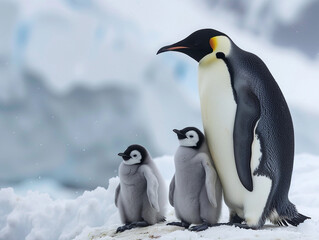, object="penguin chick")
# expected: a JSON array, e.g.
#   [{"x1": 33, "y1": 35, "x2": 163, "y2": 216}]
[
  {"x1": 167, "y1": 127, "x2": 222, "y2": 231},
  {"x1": 115, "y1": 144, "x2": 166, "y2": 233}
]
